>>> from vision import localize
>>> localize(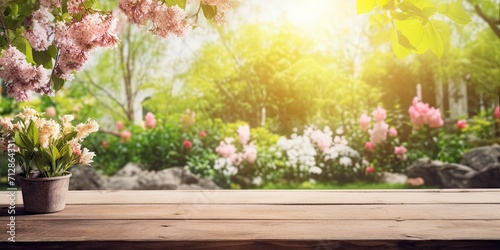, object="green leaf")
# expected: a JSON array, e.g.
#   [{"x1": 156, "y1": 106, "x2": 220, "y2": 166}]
[
  {"x1": 390, "y1": 30, "x2": 411, "y2": 58},
  {"x1": 437, "y1": 2, "x2": 472, "y2": 24},
  {"x1": 11, "y1": 36, "x2": 35, "y2": 64},
  {"x1": 356, "y1": 0, "x2": 376, "y2": 14},
  {"x1": 52, "y1": 75, "x2": 65, "y2": 91},
  {"x1": 425, "y1": 21, "x2": 443, "y2": 58},
  {"x1": 27, "y1": 121, "x2": 39, "y2": 146},
  {"x1": 50, "y1": 145, "x2": 60, "y2": 159},
  {"x1": 15, "y1": 132, "x2": 28, "y2": 149},
  {"x1": 201, "y1": 4, "x2": 217, "y2": 20},
  {"x1": 395, "y1": 18, "x2": 428, "y2": 53},
  {"x1": 33, "y1": 50, "x2": 54, "y2": 69},
  {"x1": 165, "y1": 0, "x2": 187, "y2": 9},
  {"x1": 407, "y1": 0, "x2": 434, "y2": 10}
]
